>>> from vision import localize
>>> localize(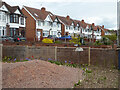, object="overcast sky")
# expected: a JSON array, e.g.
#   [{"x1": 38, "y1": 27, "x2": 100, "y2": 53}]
[{"x1": 2, "y1": 0, "x2": 117, "y2": 30}]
